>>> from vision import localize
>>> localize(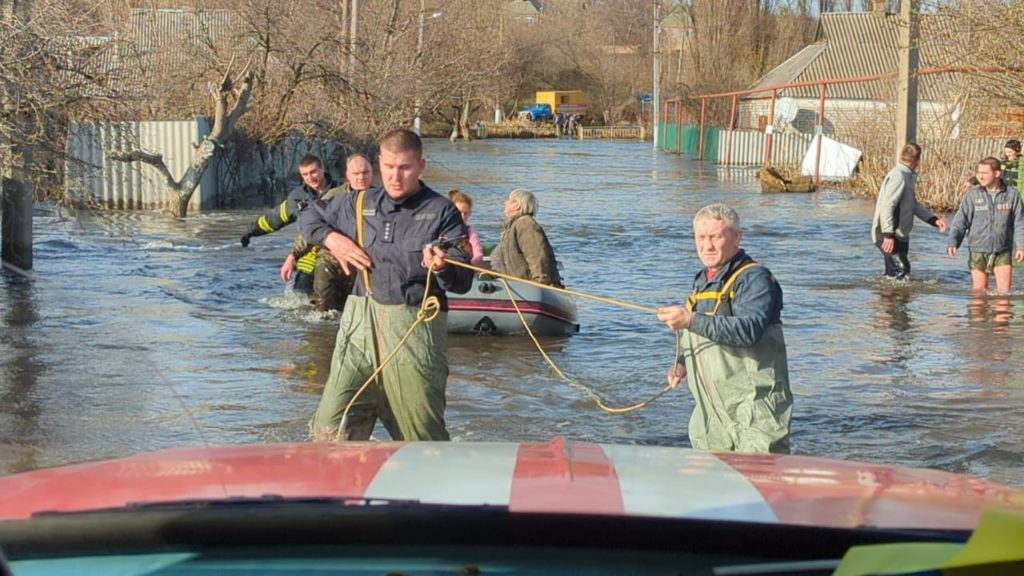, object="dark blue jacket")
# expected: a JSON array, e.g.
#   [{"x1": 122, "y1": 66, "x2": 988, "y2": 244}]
[
  {"x1": 299, "y1": 182, "x2": 473, "y2": 308},
  {"x1": 247, "y1": 176, "x2": 337, "y2": 237},
  {"x1": 686, "y1": 250, "x2": 784, "y2": 348}
]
